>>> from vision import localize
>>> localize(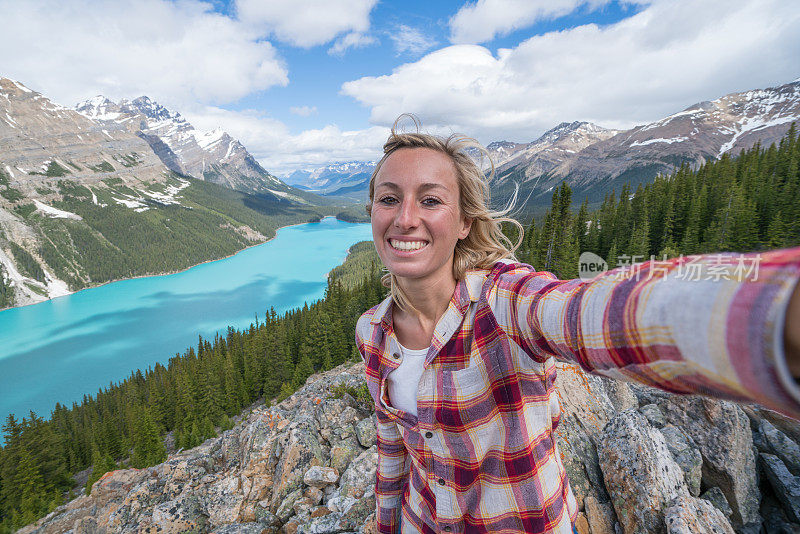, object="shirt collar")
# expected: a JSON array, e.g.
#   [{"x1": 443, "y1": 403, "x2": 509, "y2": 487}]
[{"x1": 369, "y1": 268, "x2": 489, "y2": 326}]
